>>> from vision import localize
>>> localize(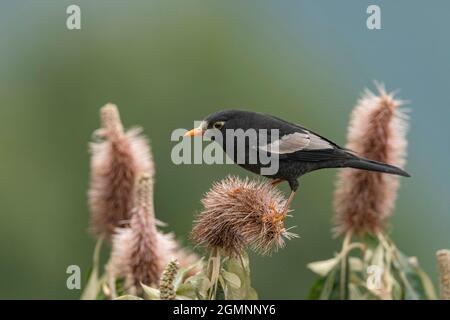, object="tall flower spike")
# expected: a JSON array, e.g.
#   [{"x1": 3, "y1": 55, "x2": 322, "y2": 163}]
[
  {"x1": 437, "y1": 249, "x2": 450, "y2": 300},
  {"x1": 159, "y1": 260, "x2": 179, "y2": 300},
  {"x1": 108, "y1": 174, "x2": 199, "y2": 292},
  {"x1": 88, "y1": 103, "x2": 154, "y2": 239},
  {"x1": 191, "y1": 176, "x2": 297, "y2": 257},
  {"x1": 108, "y1": 174, "x2": 165, "y2": 290},
  {"x1": 334, "y1": 84, "x2": 408, "y2": 235}
]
